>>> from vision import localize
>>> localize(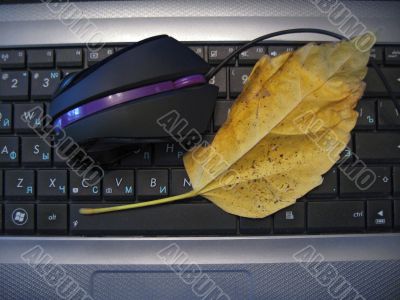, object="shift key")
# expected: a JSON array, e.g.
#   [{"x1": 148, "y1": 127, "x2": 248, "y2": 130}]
[{"x1": 308, "y1": 201, "x2": 365, "y2": 233}]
